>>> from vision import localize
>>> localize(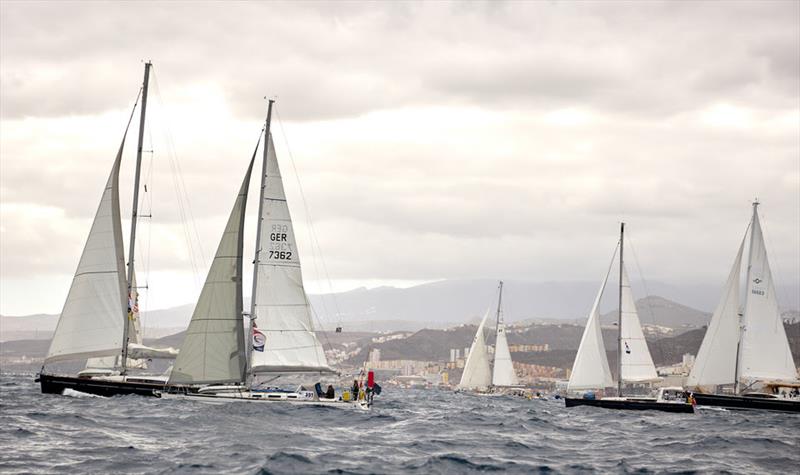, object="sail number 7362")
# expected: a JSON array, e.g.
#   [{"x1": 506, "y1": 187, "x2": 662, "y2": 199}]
[{"x1": 268, "y1": 224, "x2": 292, "y2": 260}]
